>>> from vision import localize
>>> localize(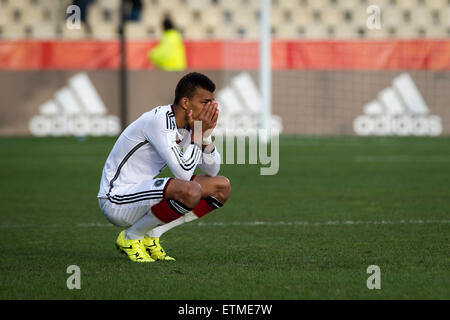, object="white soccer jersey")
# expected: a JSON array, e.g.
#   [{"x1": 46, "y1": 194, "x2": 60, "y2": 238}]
[{"x1": 97, "y1": 104, "x2": 221, "y2": 198}]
